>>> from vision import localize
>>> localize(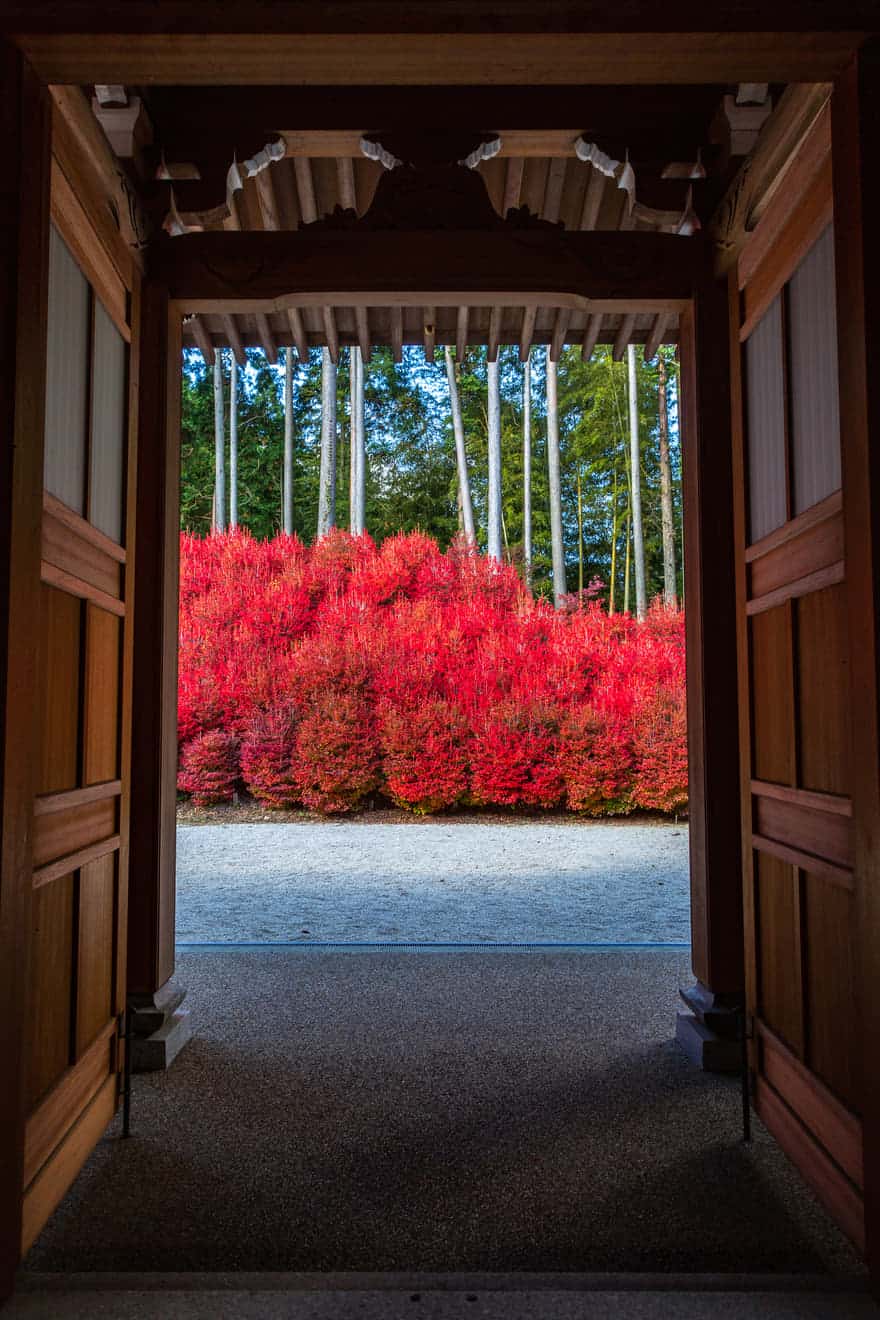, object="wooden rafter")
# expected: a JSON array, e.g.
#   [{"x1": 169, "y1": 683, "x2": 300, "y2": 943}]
[
  {"x1": 519, "y1": 306, "x2": 537, "y2": 364},
  {"x1": 286, "y1": 306, "x2": 310, "y2": 360},
  {"x1": 581, "y1": 312, "x2": 604, "y2": 362},
  {"x1": 579, "y1": 166, "x2": 606, "y2": 231},
  {"x1": 220, "y1": 312, "x2": 246, "y2": 366},
  {"x1": 293, "y1": 156, "x2": 318, "y2": 223},
  {"x1": 549, "y1": 307, "x2": 571, "y2": 362},
  {"x1": 391, "y1": 306, "x2": 403, "y2": 363},
  {"x1": 222, "y1": 191, "x2": 242, "y2": 231},
  {"x1": 322, "y1": 305, "x2": 339, "y2": 362},
  {"x1": 502, "y1": 157, "x2": 524, "y2": 214},
  {"x1": 644, "y1": 311, "x2": 670, "y2": 362},
  {"x1": 612, "y1": 312, "x2": 637, "y2": 360},
  {"x1": 189, "y1": 314, "x2": 215, "y2": 365},
  {"x1": 542, "y1": 157, "x2": 567, "y2": 223},
  {"x1": 254, "y1": 311, "x2": 279, "y2": 362},
  {"x1": 487, "y1": 306, "x2": 503, "y2": 363},
  {"x1": 423, "y1": 306, "x2": 436, "y2": 363},
  {"x1": 355, "y1": 306, "x2": 371, "y2": 360},
  {"x1": 254, "y1": 167, "x2": 281, "y2": 231},
  {"x1": 456, "y1": 306, "x2": 469, "y2": 361},
  {"x1": 336, "y1": 156, "x2": 358, "y2": 213}
]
